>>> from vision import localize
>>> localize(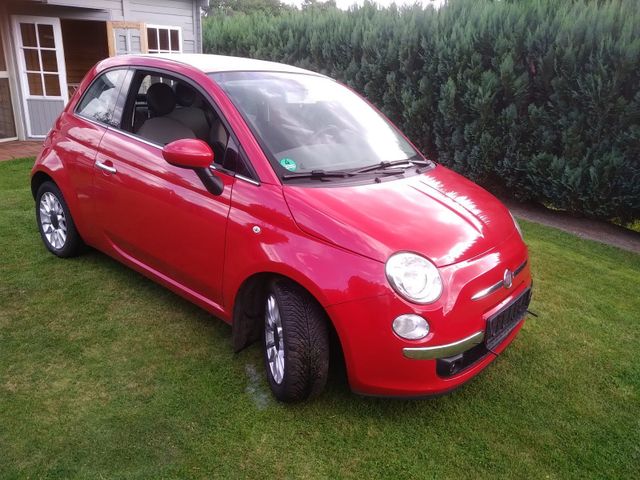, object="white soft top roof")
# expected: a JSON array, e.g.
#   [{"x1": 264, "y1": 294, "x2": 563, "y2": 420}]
[{"x1": 140, "y1": 53, "x2": 321, "y2": 76}]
